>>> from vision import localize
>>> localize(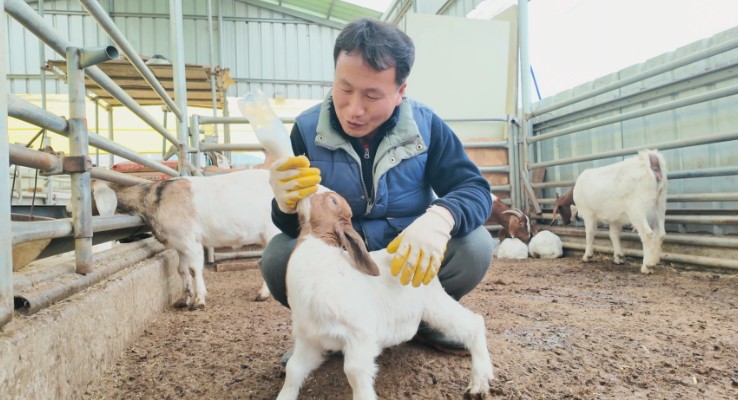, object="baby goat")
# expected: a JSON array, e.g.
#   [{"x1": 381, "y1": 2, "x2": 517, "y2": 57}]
[
  {"x1": 98, "y1": 169, "x2": 279, "y2": 309},
  {"x1": 489, "y1": 197, "x2": 534, "y2": 243},
  {"x1": 279, "y1": 190, "x2": 493, "y2": 400},
  {"x1": 552, "y1": 150, "x2": 667, "y2": 273}
]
